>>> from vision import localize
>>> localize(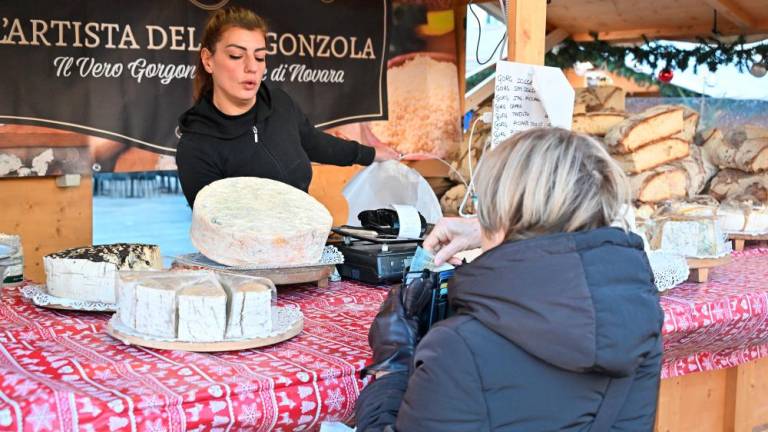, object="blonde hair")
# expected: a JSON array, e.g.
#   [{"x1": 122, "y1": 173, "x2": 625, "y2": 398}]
[
  {"x1": 475, "y1": 127, "x2": 630, "y2": 241},
  {"x1": 194, "y1": 7, "x2": 269, "y2": 102}
]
